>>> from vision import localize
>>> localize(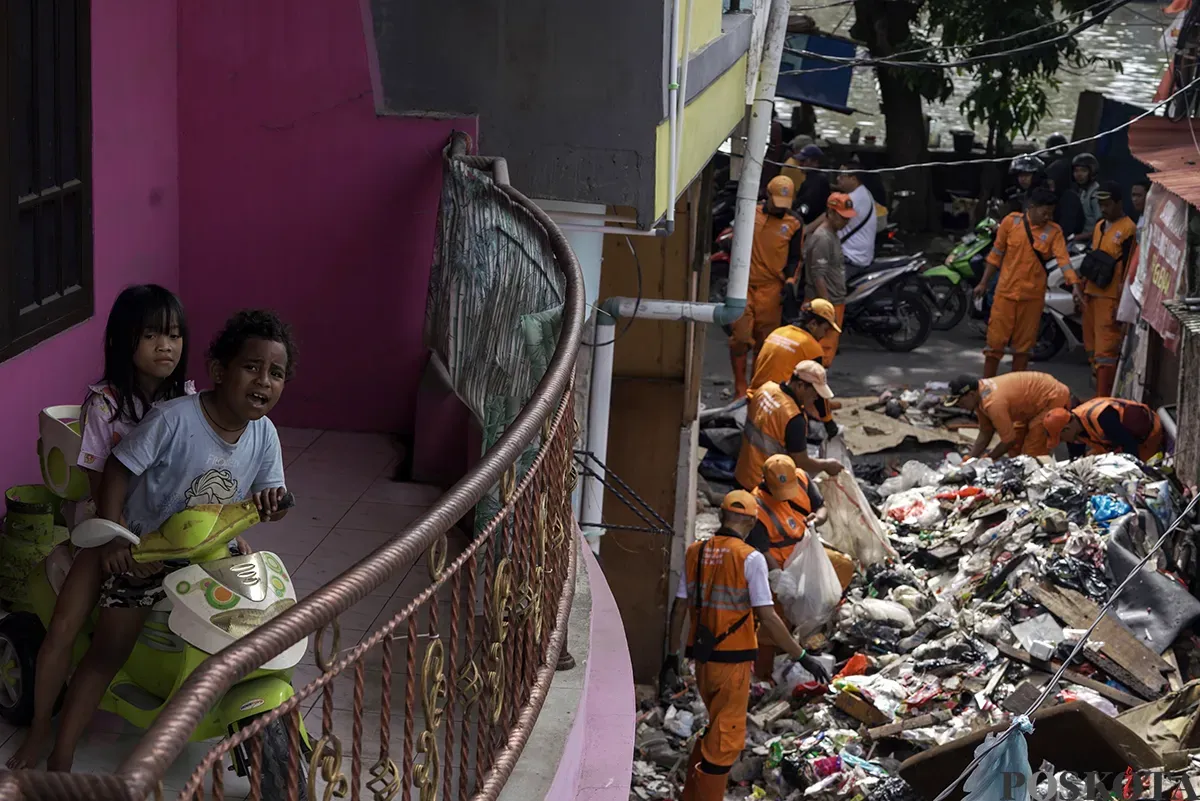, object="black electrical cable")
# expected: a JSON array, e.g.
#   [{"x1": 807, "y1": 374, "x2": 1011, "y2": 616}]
[{"x1": 580, "y1": 236, "x2": 643, "y2": 348}]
